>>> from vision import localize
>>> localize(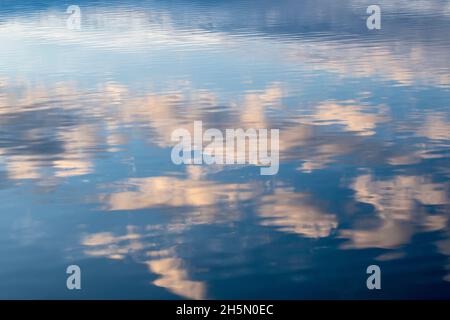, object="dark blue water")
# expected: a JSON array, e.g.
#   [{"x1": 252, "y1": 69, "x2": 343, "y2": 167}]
[{"x1": 0, "y1": 0, "x2": 449, "y2": 299}]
